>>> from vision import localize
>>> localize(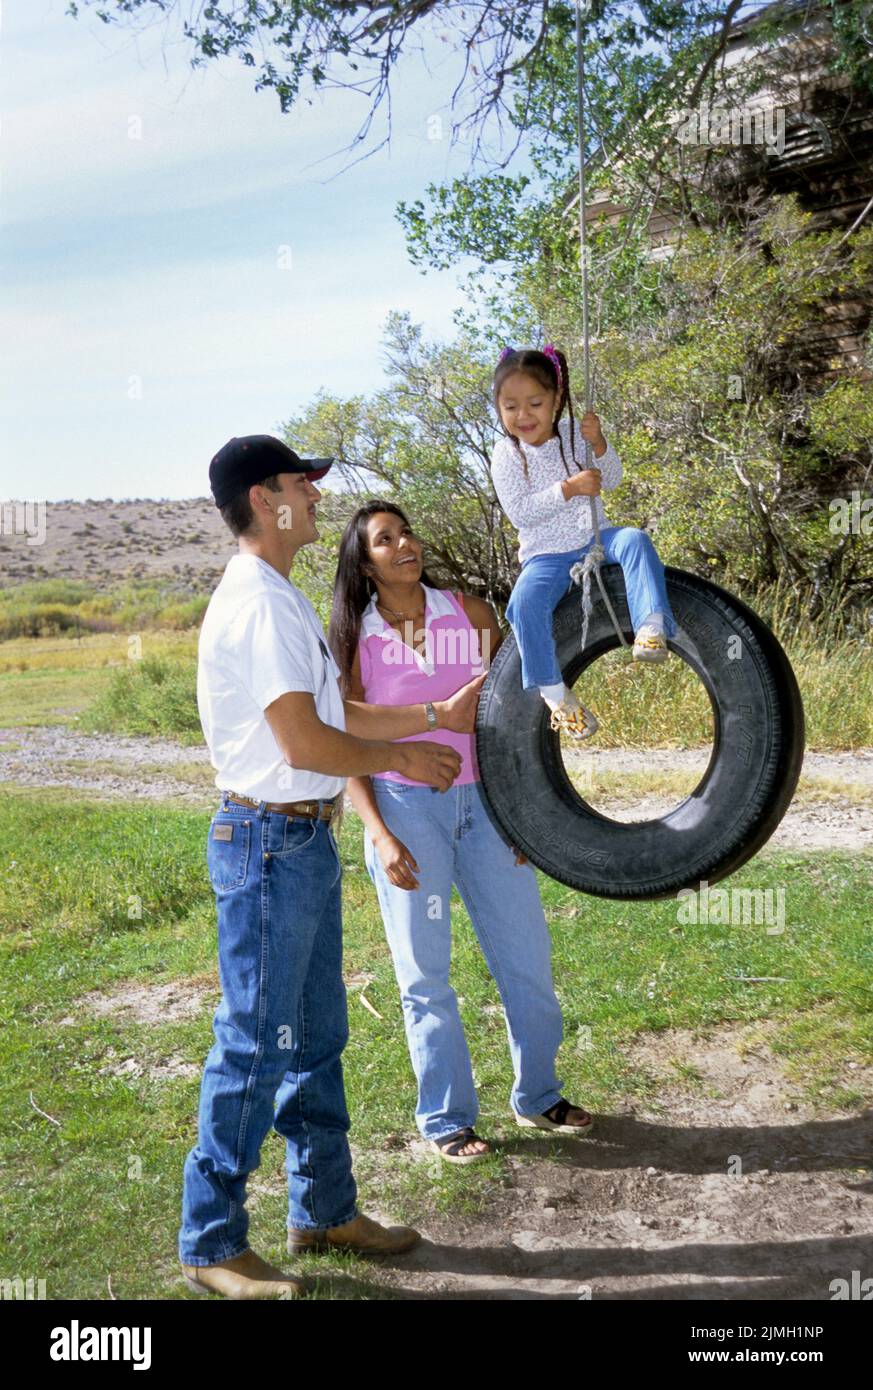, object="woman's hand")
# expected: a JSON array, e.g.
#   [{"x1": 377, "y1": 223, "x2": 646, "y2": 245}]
[
  {"x1": 374, "y1": 831, "x2": 420, "y2": 890},
  {"x1": 579, "y1": 410, "x2": 607, "y2": 453},
  {"x1": 435, "y1": 670, "x2": 487, "y2": 733}
]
